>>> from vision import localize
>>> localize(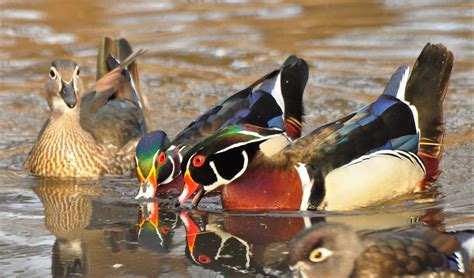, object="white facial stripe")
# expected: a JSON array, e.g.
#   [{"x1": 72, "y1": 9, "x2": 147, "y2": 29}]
[
  {"x1": 160, "y1": 153, "x2": 175, "y2": 185},
  {"x1": 203, "y1": 150, "x2": 249, "y2": 192},
  {"x1": 271, "y1": 71, "x2": 285, "y2": 113},
  {"x1": 214, "y1": 133, "x2": 281, "y2": 155}
]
